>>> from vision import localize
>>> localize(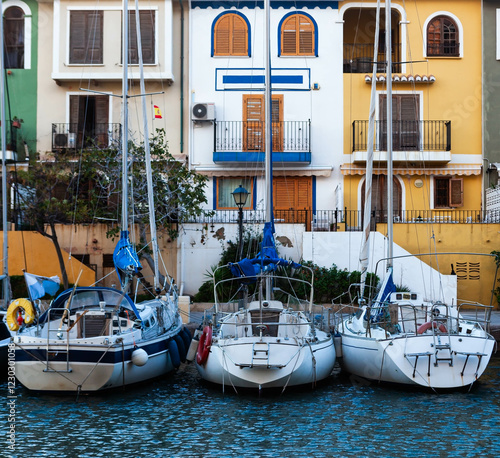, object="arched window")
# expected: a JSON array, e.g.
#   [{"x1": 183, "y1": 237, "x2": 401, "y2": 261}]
[
  {"x1": 427, "y1": 15, "x2": 459, "y2": 56},
  {"x1": 213, "y1": 13, "x2": 249, "y2": 57},
  {"x1": 280, "y1": 13, "x2": 316, "y2": 56},
  {"x1": 4, "y1": 6, "x2": 24, "y2": 69}
]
